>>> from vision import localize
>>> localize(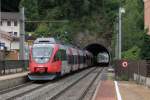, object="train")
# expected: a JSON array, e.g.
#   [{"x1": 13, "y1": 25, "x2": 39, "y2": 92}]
[
  {"x1": 28, "y1": 38, "x2": 93, "y2": 80},
  {"x1": 97, "y1": 52, "x2": 109, "y2": 64}
]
